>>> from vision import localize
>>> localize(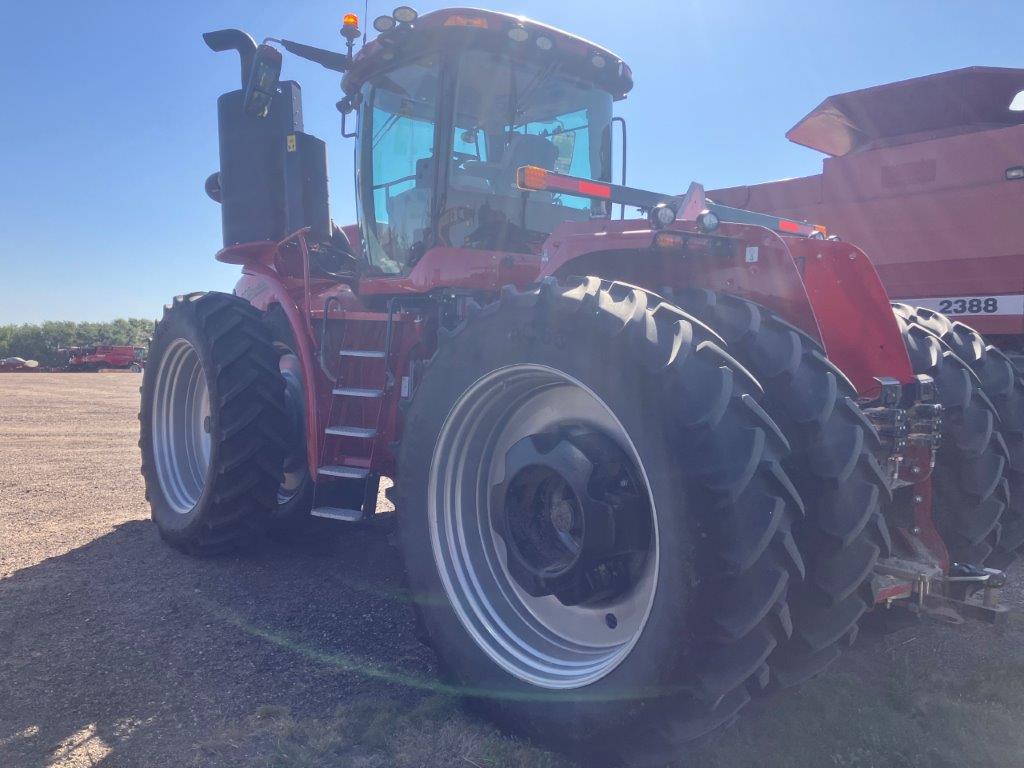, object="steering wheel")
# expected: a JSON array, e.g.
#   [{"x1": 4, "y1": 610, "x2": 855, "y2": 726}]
[
  {"x1": 437, "y1": 204, "x2": 478, "y2": 247},
  {"x1": 453, "y1": 154, "x2": 499, "y2": 182}
]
